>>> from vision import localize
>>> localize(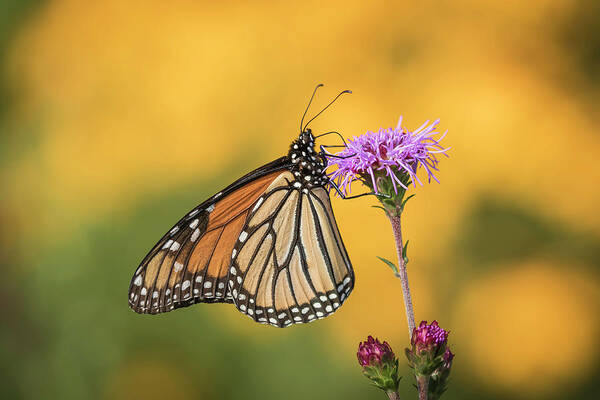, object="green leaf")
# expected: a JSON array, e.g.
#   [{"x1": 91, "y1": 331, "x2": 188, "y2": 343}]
[
  {"x1": 402, "y1": 240, "x2": 410, "y2": 265},
  {"x1": 376, "y1": 256, "x2": 398, "y2": 274}
]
